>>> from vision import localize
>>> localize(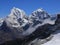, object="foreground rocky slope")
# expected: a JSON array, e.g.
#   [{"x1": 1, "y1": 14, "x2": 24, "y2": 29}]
[{"x1": 0, "y1": 7, "x2": 60, "y2": 45}]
